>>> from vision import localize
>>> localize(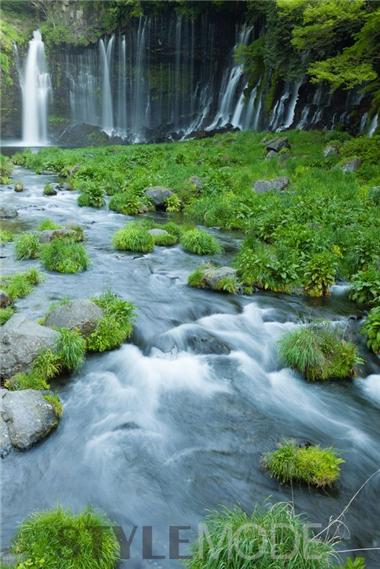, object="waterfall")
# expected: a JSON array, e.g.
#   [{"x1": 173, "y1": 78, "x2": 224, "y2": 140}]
[
  {"x1": 278, "y1": 79, "x2": 303, "y2": 131},
  {"x1": 131, "y1": 17, "x2": 148, "y2": 142},
  {"x1": 19, "y1": 30, "x2": 51, "y2": 145},
  {"x1": 269, "y1": 83, "x2": 290, "y2": 130},
  {"x1": 359, "y1": 112, "x2": 368, "y2": 134},
  {"x1": 116, "y1": 35, "x2": 127, "y2": 137},
  {"x1": 368, "y1": 113, "x2": 378, "y2": 137},
  {"x1": 99, "y1": 35, "x2": 115, "y2": 135}
]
